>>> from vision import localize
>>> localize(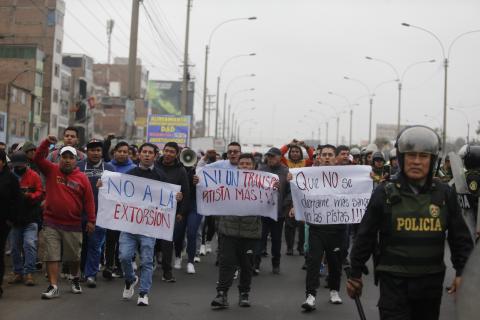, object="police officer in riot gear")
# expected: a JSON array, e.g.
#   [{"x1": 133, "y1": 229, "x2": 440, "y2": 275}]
[
  {"x1": 462, "y1": 145, "x2": 480, "y2": 238},
  {"x1": 346, "y1": 125, "x2": 473, "y2": 320}
]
